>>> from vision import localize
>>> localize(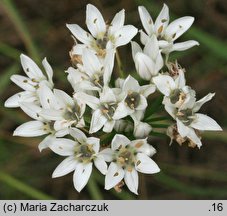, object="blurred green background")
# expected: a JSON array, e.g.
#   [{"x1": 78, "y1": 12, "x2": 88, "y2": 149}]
[{"x1": 0, "y1": 0, "x2": 227, "y2": 200}]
